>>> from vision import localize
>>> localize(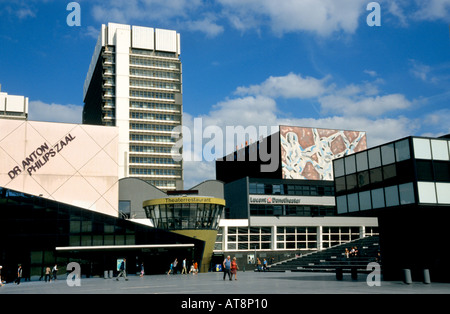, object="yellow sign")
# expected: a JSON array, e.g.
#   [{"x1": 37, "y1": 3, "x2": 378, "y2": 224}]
[{"x1": 143, "y1": 197, "x2": 226, "y2": 207}]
